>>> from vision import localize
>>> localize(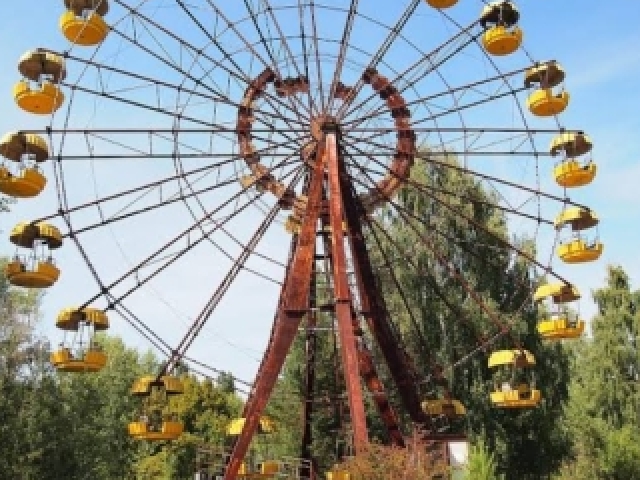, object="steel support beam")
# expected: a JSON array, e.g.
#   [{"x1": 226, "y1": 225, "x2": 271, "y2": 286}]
[
  {"x1": 300, "y1": 261, "x2": 318, "y2": 480},
  {"x1": 339, "y1": 151, "x2": 428, "y2": 425},
  {"x1": 320, "y1": 213, "x2": 405, "y2": 448},
  {"x1": 325, "y1": 131, "x2": 369, "y2": 452},
  {"x1": 222, "y1": 145, "x2": 326, "y2": 480},
  {"x1": 352, "y1": 305, "x2": 406, "y2": 447}
]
